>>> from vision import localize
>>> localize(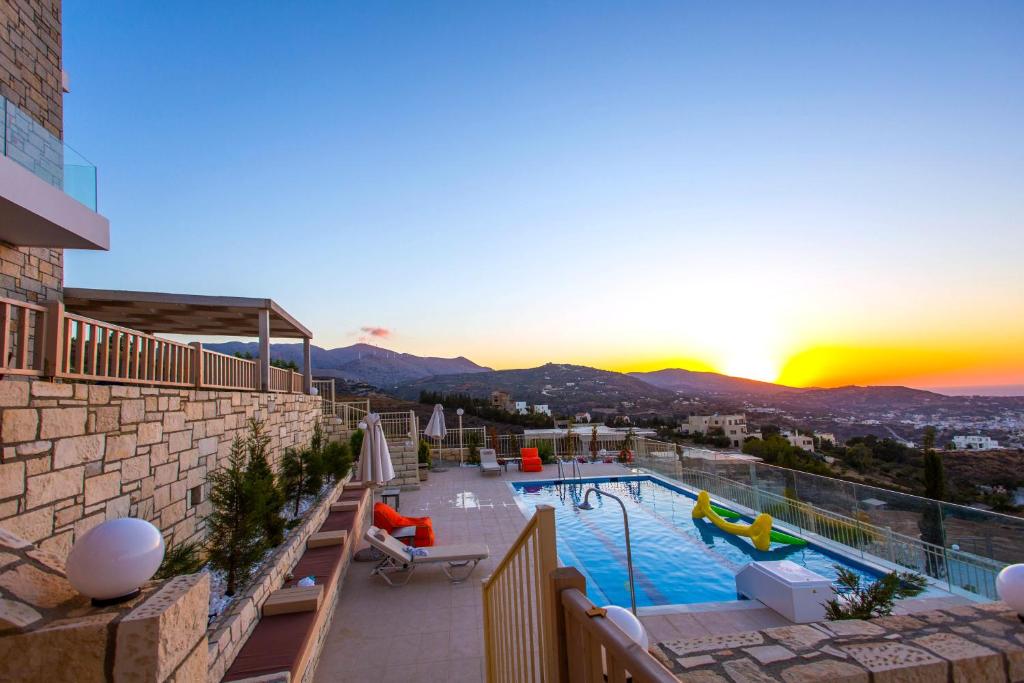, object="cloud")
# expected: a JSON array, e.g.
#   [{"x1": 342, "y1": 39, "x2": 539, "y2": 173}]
[{"x1": 359, "y1": 326, "x2": 391, "y2": 339}]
